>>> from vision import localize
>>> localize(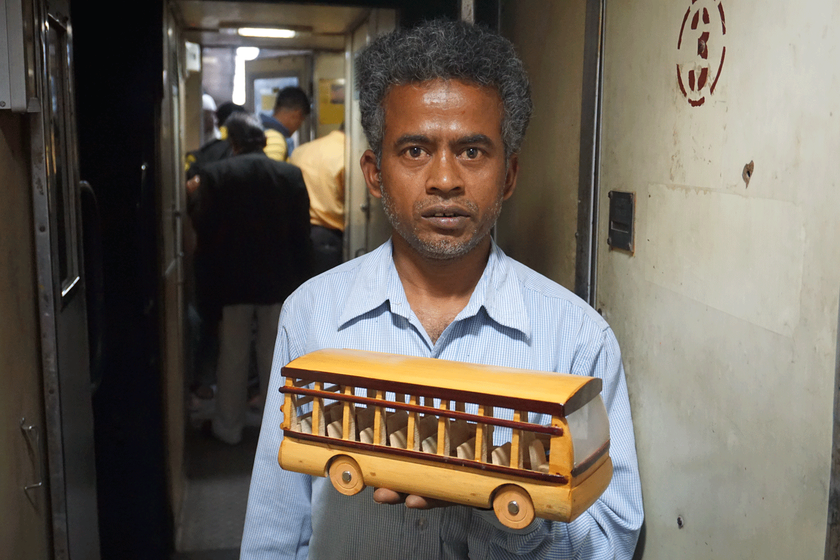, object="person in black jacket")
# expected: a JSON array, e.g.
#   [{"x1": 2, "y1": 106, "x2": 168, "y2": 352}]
[
  {"x1": 187, "y1": 112, "x2": 312, "y2": 444},
  {"x1": 185, "y1": 101, "x2": 248, "y2": 409},
  {"x1": 185, "y1": 101, "x2": 248, "y2": 179}
]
